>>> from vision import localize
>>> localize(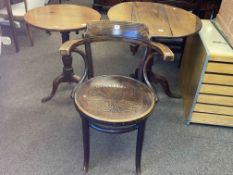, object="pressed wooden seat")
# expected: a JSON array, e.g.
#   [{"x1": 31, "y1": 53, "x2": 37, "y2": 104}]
[
  {"x1": 59, "y1": 20, "x2": 174, "y2": 175},
  {"x1": 75, "y1": 75, "x2": 155, "y2": 124}
]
